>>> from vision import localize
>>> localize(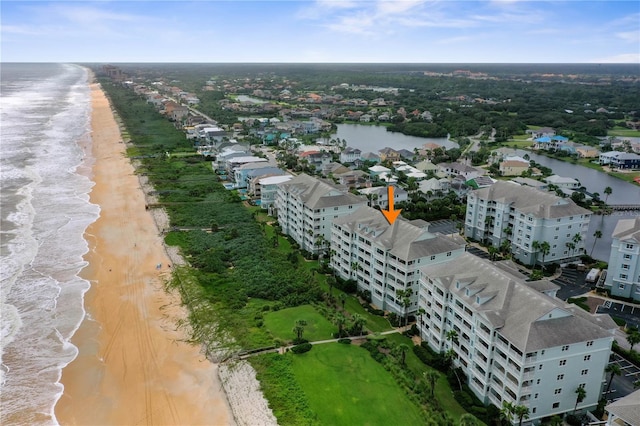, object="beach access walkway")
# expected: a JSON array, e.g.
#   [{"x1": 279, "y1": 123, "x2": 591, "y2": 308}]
[{"x1": 236, "y1": 325, "x2": 412, "y2": 360}]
